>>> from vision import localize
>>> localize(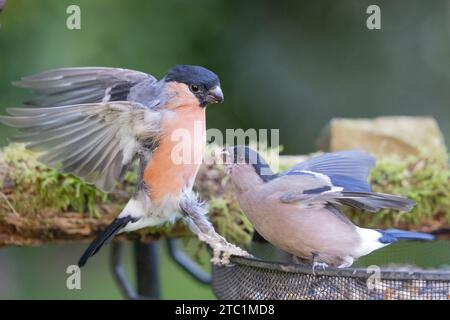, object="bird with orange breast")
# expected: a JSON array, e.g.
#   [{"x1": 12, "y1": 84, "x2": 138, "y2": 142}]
[{"x1": 0, "y1": 65, "x2": 250, "y2": 266}]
